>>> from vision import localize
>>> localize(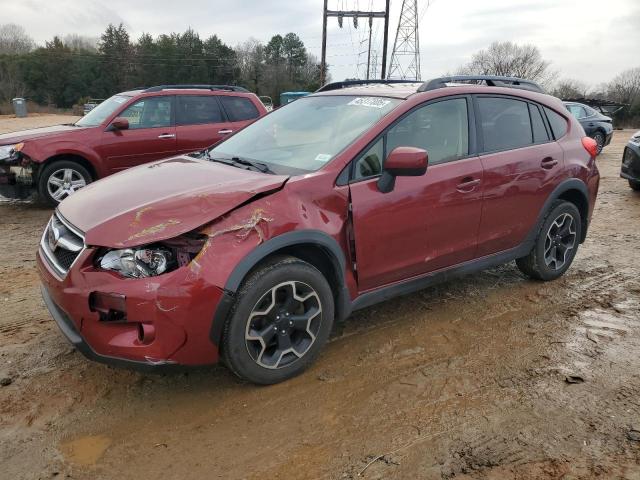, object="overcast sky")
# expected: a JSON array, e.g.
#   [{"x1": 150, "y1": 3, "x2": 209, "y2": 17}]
[{"x1": 1, "y1": 0, "x2": 638, "y2": 85}]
